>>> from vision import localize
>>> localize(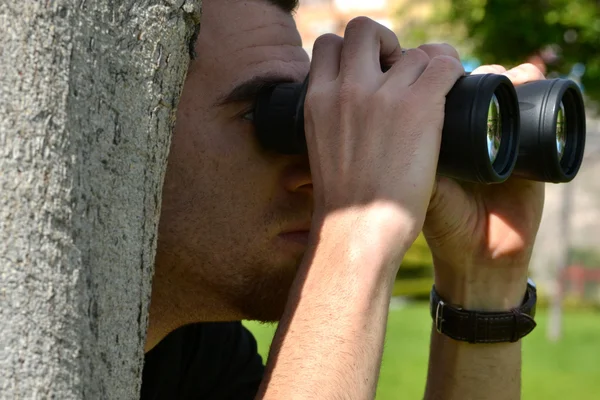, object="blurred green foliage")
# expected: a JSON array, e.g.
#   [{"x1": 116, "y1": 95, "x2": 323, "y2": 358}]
[
  {"x1": 400, "y1": 232, "x2": 433, "y2": 270},
  {"x1": 569, "y1": 246, "x2": 600, "y2": 268},
  {"x1": 395, "y1": 0, "x2": 600, "y2": 110},
  {"x1": 245, "y1": 305, "x2": 600, "y2": 399},
  {"x1": 395, "y1": 233, "x2": 434, "y2": 297}
]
